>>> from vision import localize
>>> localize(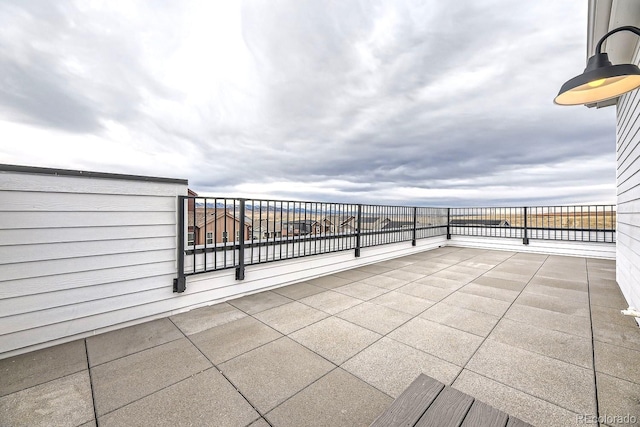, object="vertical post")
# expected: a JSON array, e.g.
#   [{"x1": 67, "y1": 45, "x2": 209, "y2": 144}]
[
  {"x1": 446, "y1": 208, "x2": 451, "y2": 239},
  {"x1": 412, "y1": 207, "x2": 417, "y2": 246},
  {"x1": 236, "y1": 199, "x2": 246, "y2": 280},
  {"x1": 173, "y1": 195, "x2": 186, "y2": 293},
  {"x1": 523, "y1": 206, "x2": 529, "y2": 245},
  {"x1": 355, "y1": 204, "x2": 362, "y2": 257}
]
